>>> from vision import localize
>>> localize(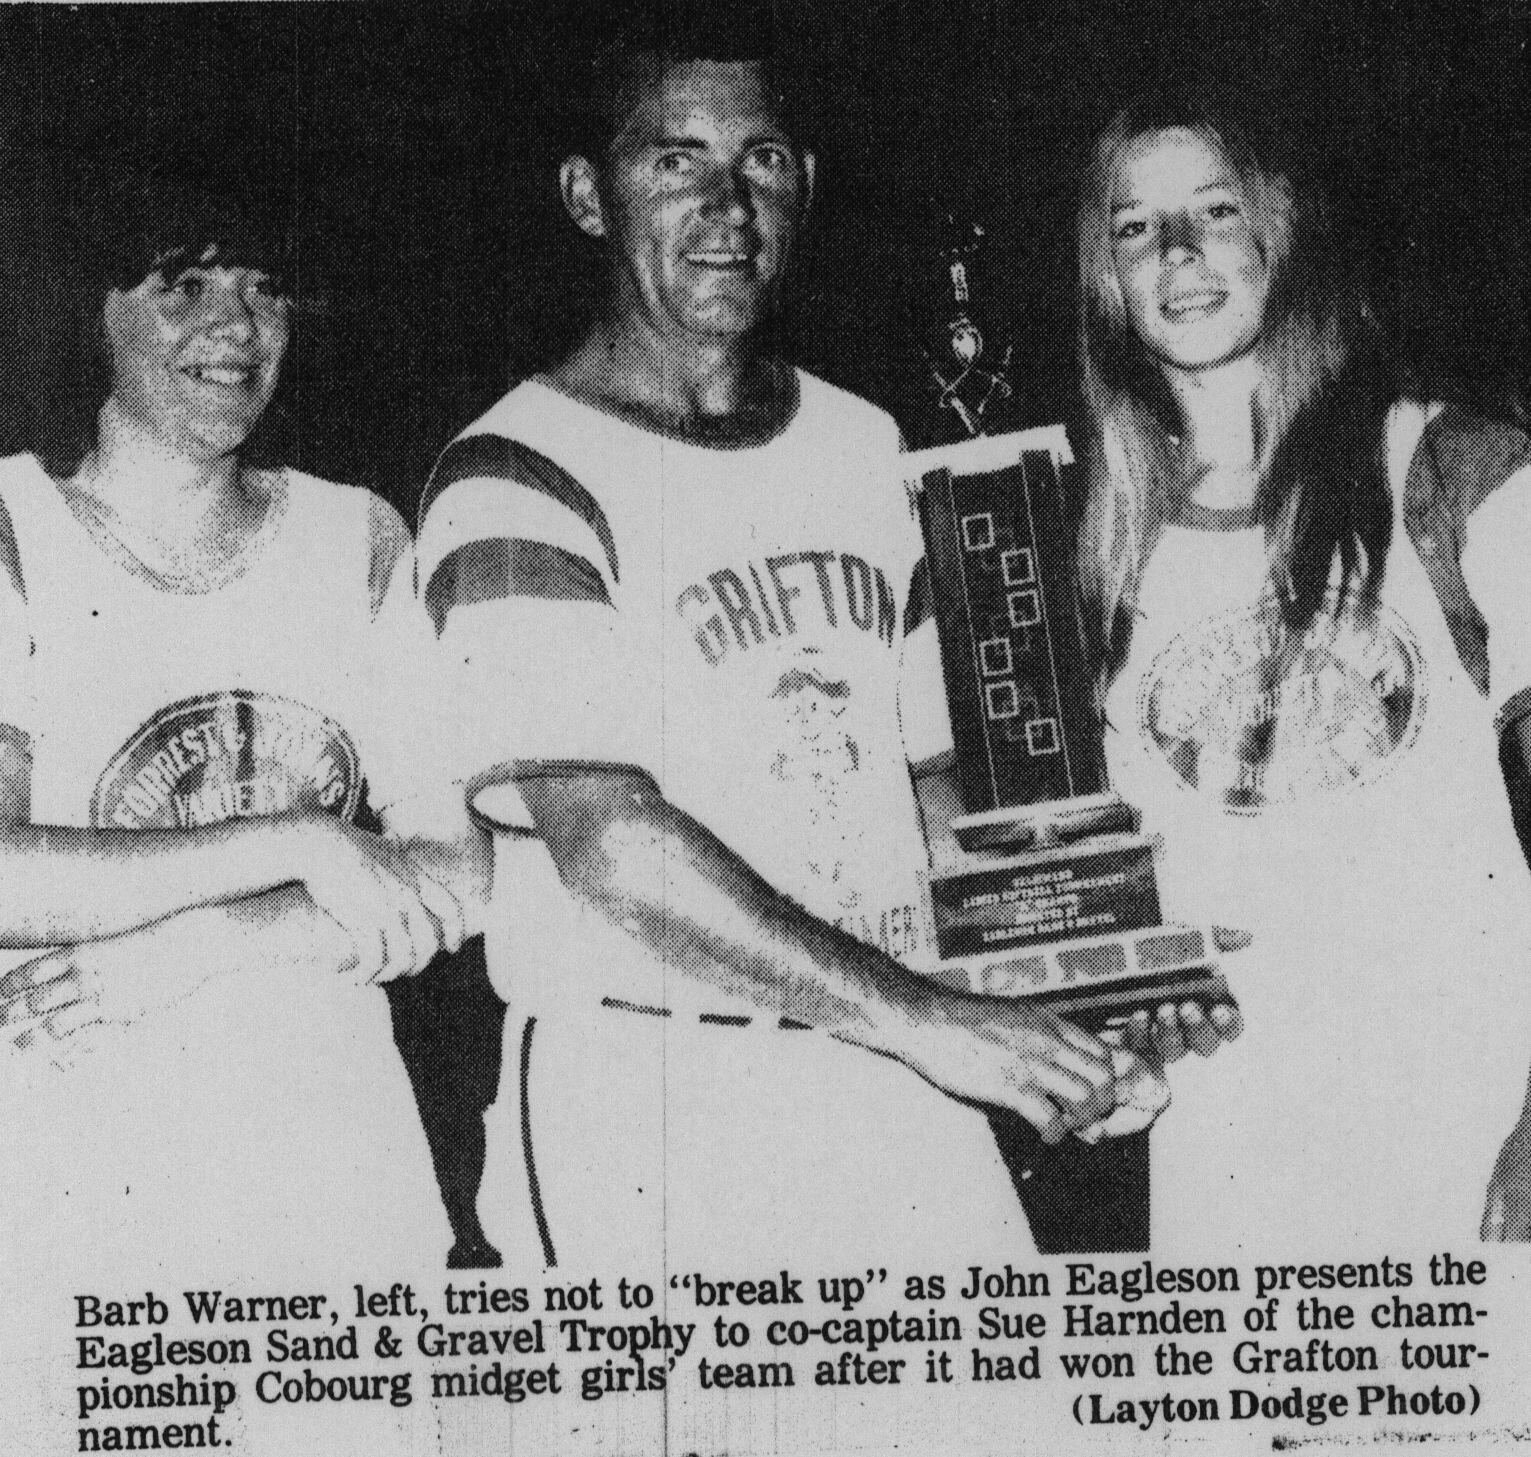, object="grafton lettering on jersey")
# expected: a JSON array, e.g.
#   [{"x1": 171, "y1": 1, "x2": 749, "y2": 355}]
[
  {"x1": 1136, "y1": 592, "x2": 1428, "y2": 812},
  {"x1": 91, "y1": 690, "x2": 363, "y2": 830},
  {"x1": 676, "y1": 550, "x2": 899, "y2": 667}
]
